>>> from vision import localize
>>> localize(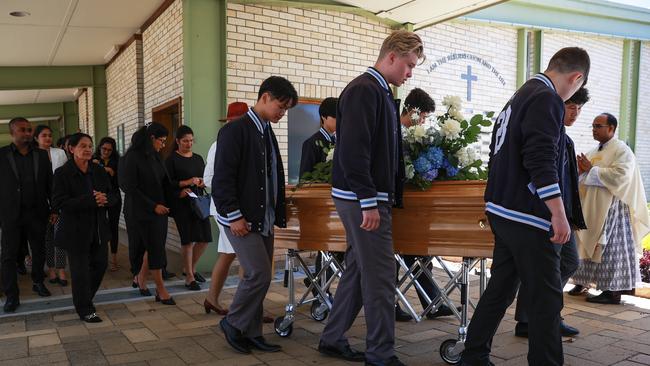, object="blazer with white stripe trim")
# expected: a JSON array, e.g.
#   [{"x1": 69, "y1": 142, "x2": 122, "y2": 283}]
[
  {"x1": 211, "y1": 109, "x2": 286, "y2": 232},
  {"x1": 484, "y1": 73, "x2": 567, "y2": 231}
]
